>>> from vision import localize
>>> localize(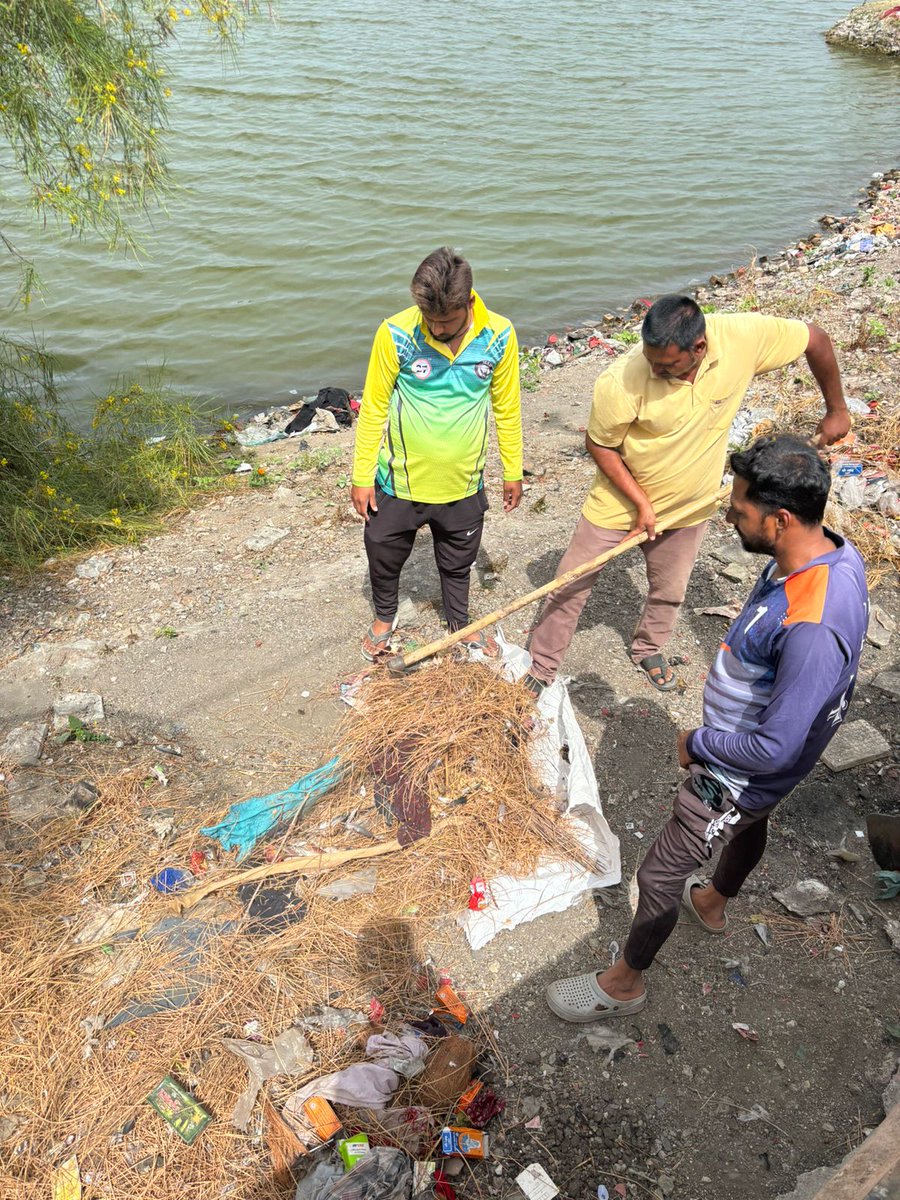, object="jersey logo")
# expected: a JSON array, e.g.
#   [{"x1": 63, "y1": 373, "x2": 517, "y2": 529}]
[
  {"x1": 410, "y1": 358, "x2": 432, "y2": 380},
  {"x1": 474, "y1": 360, "x2": 495, "y2": 380}
]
